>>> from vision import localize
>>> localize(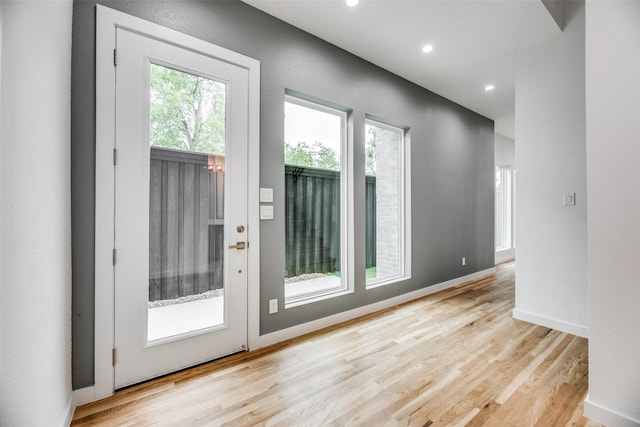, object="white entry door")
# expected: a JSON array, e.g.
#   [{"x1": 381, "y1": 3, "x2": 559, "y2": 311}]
[{"x1": 113, "y1": 27, "x2": 249, "y2": 388}]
